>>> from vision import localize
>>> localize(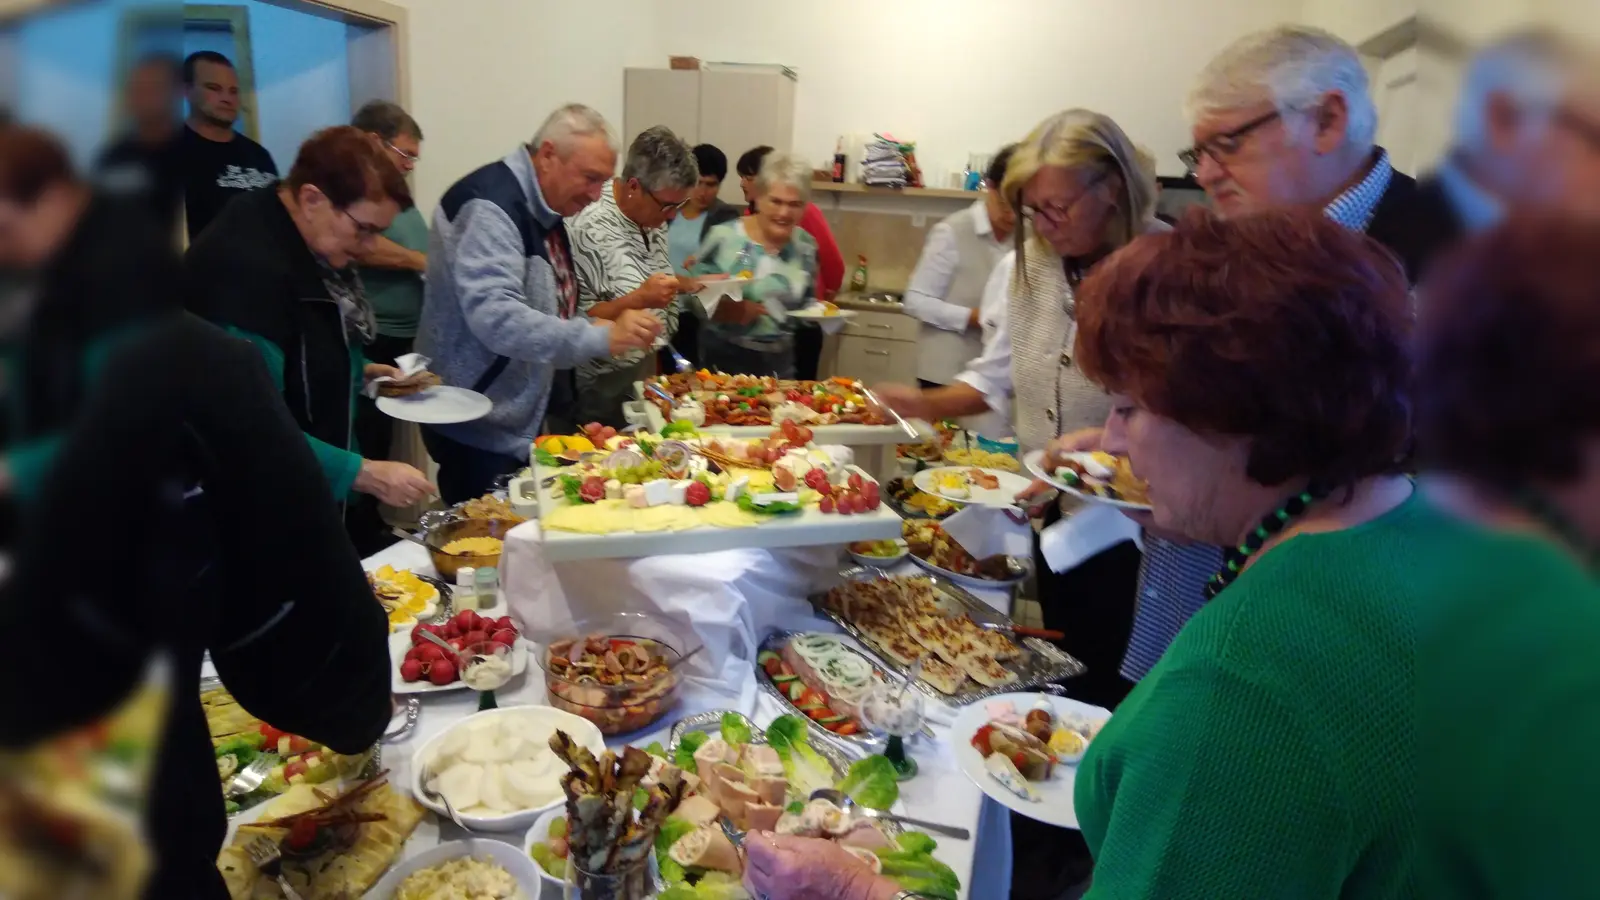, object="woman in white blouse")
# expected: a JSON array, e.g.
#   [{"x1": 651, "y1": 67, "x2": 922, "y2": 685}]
[{"x1": 875, "y1": 109, "x2": 1162, "y2": 709}]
